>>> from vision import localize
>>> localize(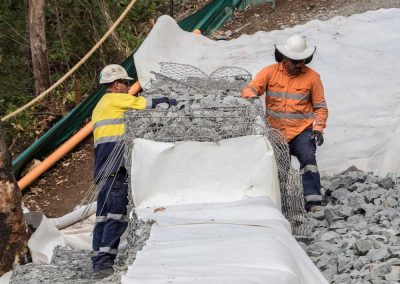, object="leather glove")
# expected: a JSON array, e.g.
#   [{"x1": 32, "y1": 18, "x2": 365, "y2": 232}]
[
  {"x1": 151, "y1": 97, "x2": 169, "y2": 108},
  {"x1": 151, "y1": 97, "x2": 178, "y2": 108},
  {"x1": 247, "y1": 97, "x2": 260, "y2": 104},
  {"x1": 311, "y1": 130, "x2": 324, "y2": 146}
]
